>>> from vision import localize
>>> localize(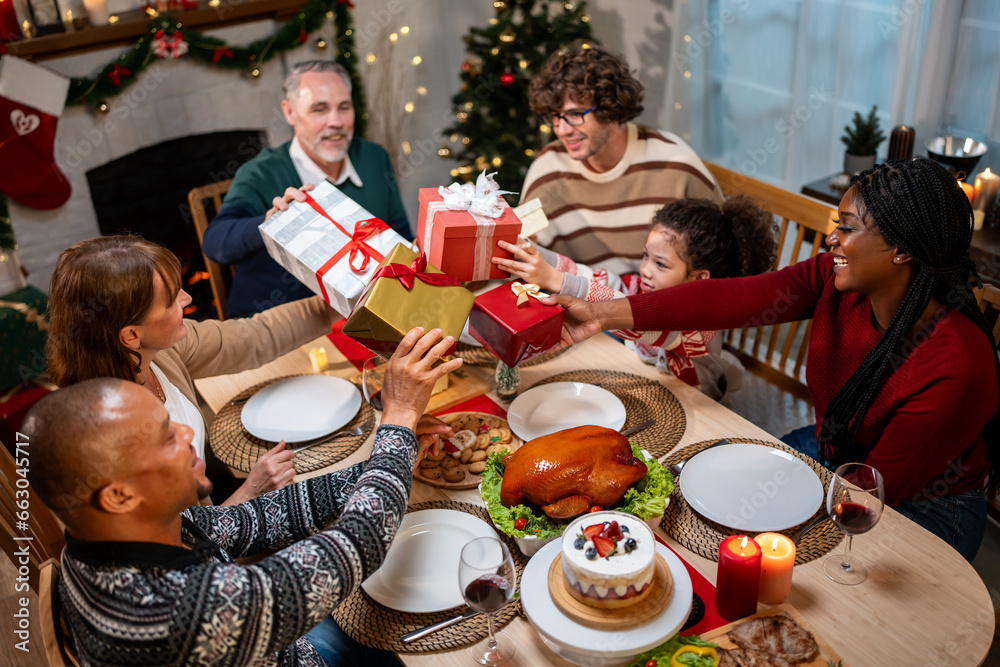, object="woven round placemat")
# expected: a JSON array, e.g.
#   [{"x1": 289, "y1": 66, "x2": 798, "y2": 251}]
[
  {"x1": 660, "y1": 438, "x2": 841, "y2": 565},
  {"x1": 453, "y1": 341, "x2": 570, "y2": 368},
  {"x1": 208, "y1": 375, "x2": 375, "y2": 474},
  {"x1": 524, "y1": 370, "x2": 686, "y2": 457},
  {"x1": 331, "y1": 500, "x2": 528, "y2": 654}
]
